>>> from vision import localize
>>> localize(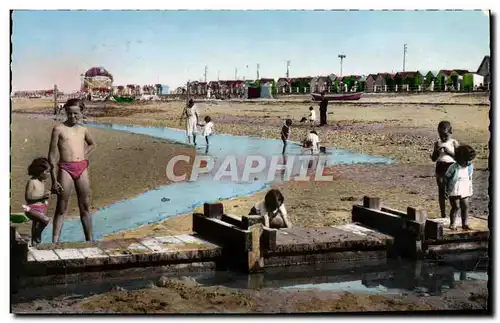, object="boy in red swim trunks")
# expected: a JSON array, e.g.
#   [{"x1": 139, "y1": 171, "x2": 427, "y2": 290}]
[{"x1": 48, "y1": 98, "x2": 96, "y2": 243}]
